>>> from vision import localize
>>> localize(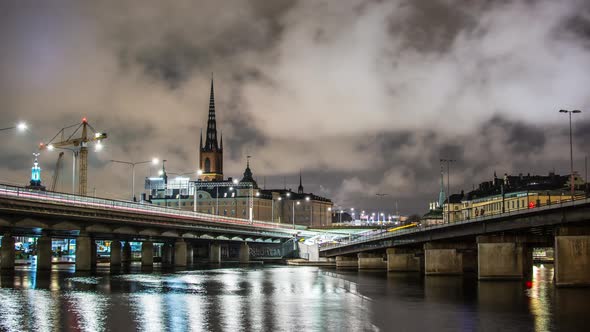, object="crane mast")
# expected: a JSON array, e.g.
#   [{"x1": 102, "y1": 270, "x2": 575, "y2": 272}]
[{"x1": 40, "y1": 118, "x2": 107, "y2": 196}]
